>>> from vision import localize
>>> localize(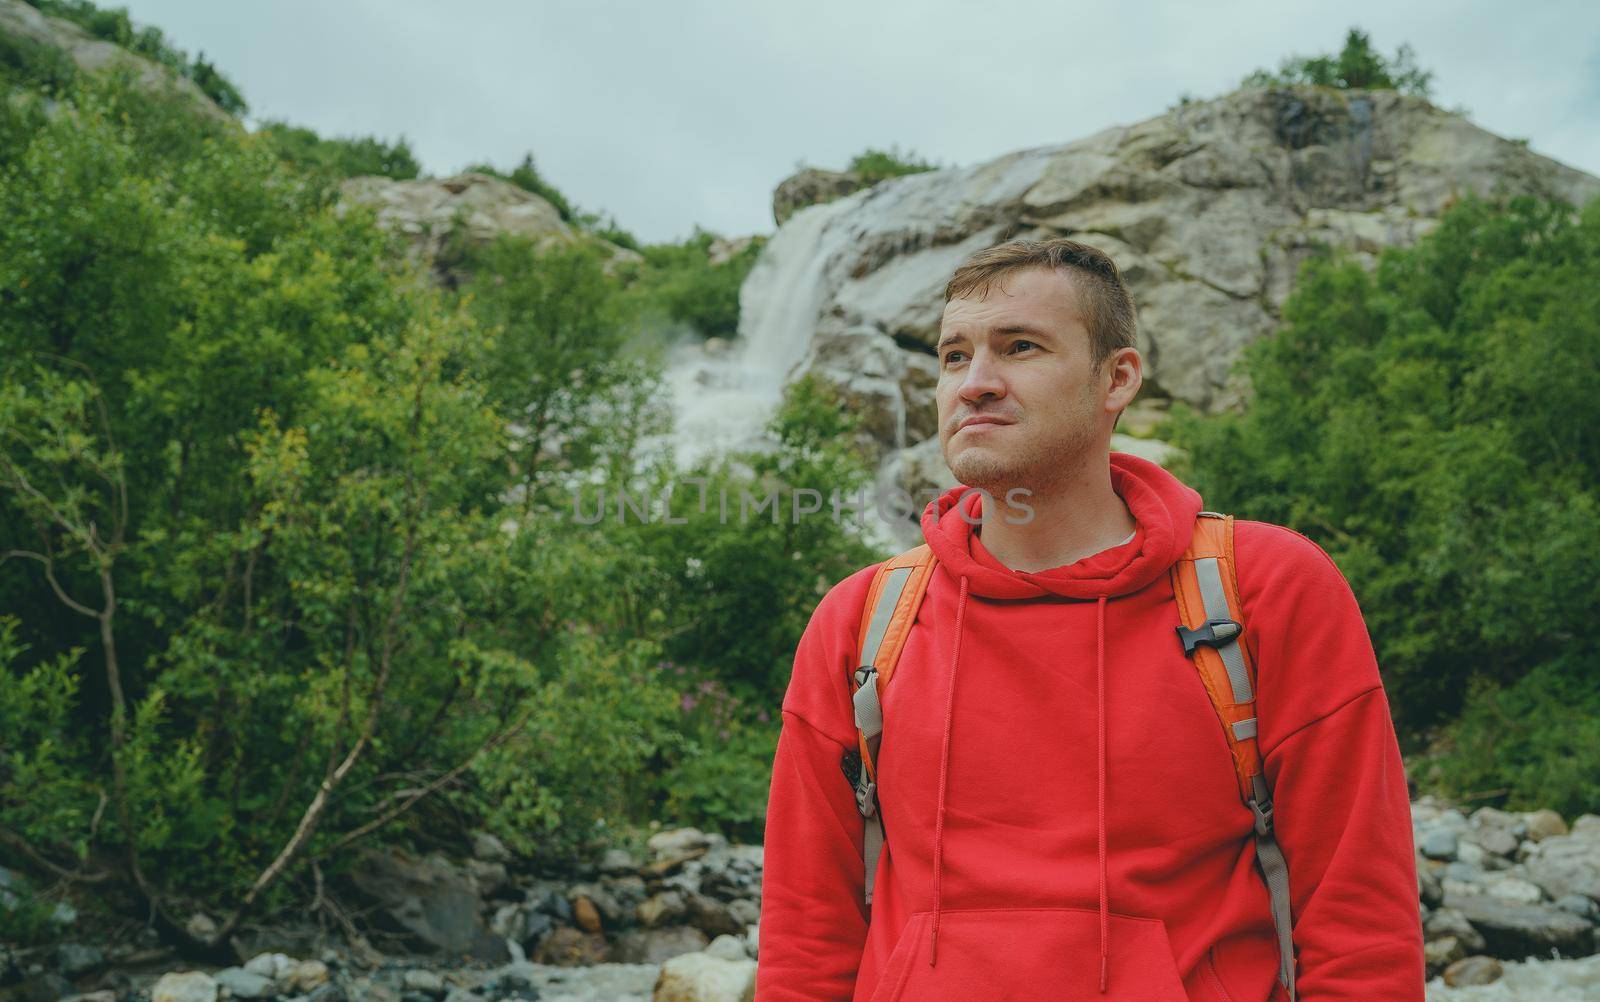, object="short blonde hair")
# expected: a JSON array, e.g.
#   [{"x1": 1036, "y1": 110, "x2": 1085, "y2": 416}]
[{"x1": 944, "y1": 238, "x2": 1137, "y2": 370}]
